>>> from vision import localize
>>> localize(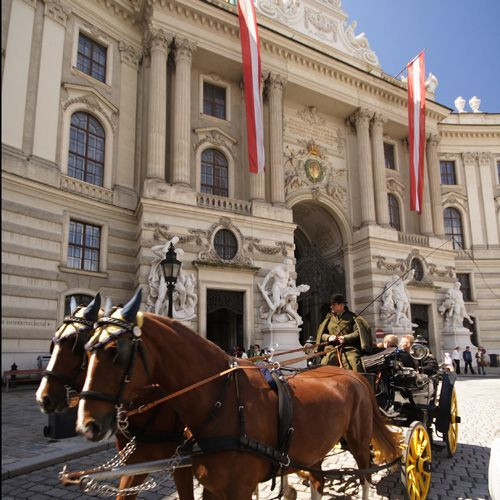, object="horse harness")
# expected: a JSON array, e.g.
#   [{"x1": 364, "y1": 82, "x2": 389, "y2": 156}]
[{"x1": 43, "y1": 313, "x2": 94, "y2": 390}]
